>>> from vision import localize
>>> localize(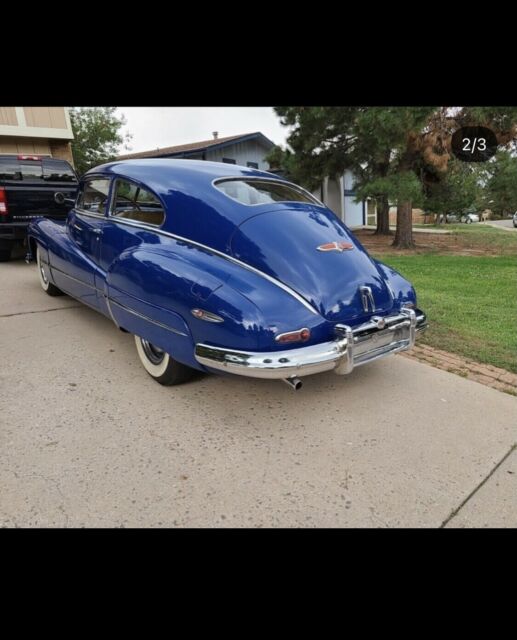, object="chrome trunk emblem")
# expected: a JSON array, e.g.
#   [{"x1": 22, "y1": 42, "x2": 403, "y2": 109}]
[{"x1": 359, "y1": 285, "x2": 376, "y2": 313}]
